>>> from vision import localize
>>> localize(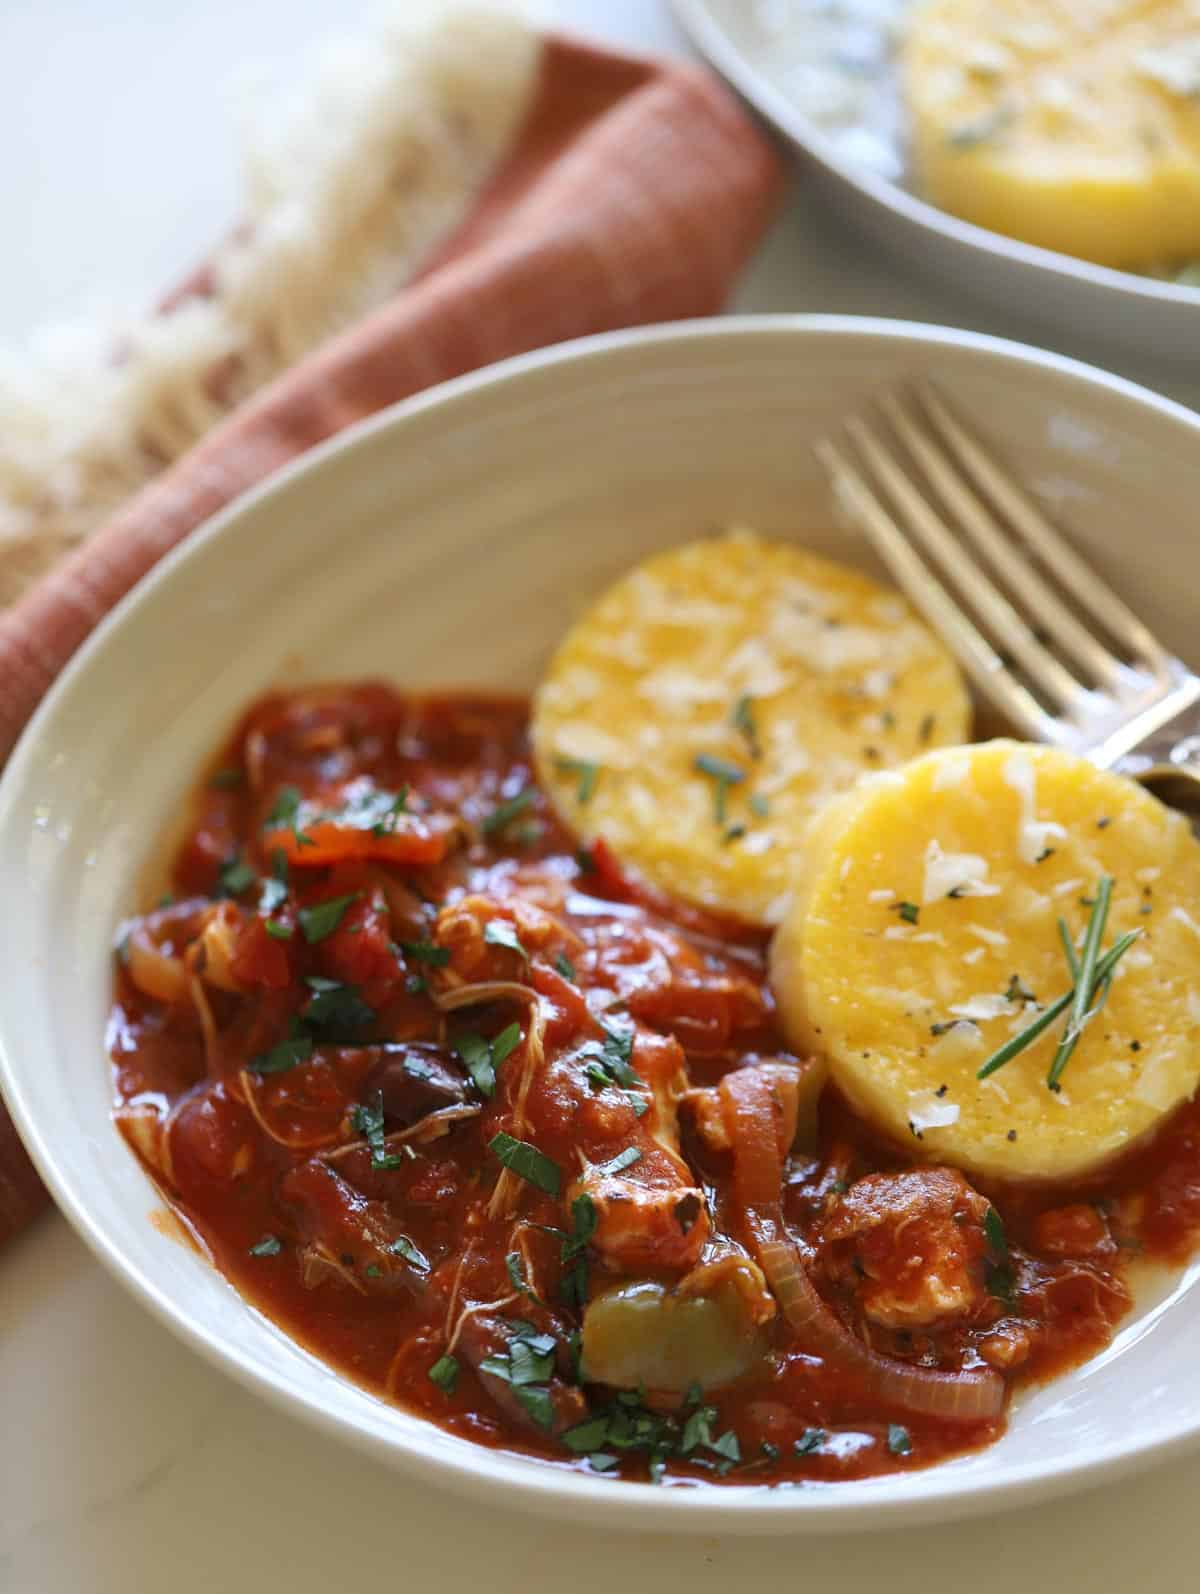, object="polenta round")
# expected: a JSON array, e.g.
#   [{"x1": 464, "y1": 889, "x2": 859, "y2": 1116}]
[
  {"x1": 771, "y1": 740, "x2": 1200, "y2": 1182},
  {"x1": 531, "y1": 530, "x2": 970, "y2": 925},
  {"x1": 904, "y1": 0, "x2": 1200, "y2": 271}
]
